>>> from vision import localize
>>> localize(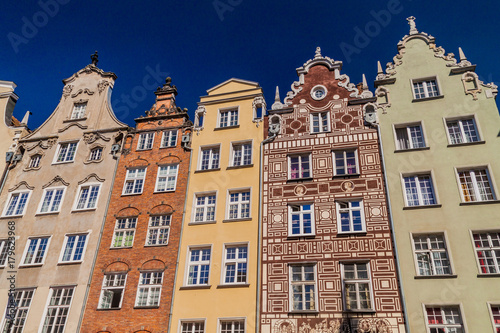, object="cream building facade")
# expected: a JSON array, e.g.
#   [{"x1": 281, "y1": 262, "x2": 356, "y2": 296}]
[
  {"x1": 170, "y1": 79, "x2": 265, "y2": 333},
  {"x1": 375, "y1": 18, "x2": 500, "y2": 332}
]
